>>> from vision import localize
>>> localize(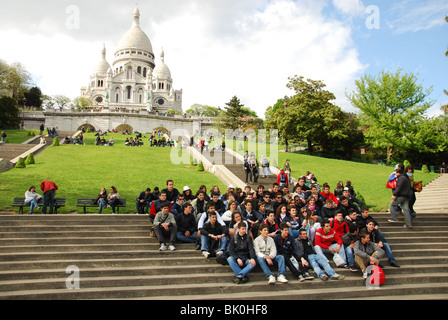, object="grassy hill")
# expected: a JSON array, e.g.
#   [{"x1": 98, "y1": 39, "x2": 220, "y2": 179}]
[{"x1": 0, "y1": 132, "x2": 227, "y2": 213}]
